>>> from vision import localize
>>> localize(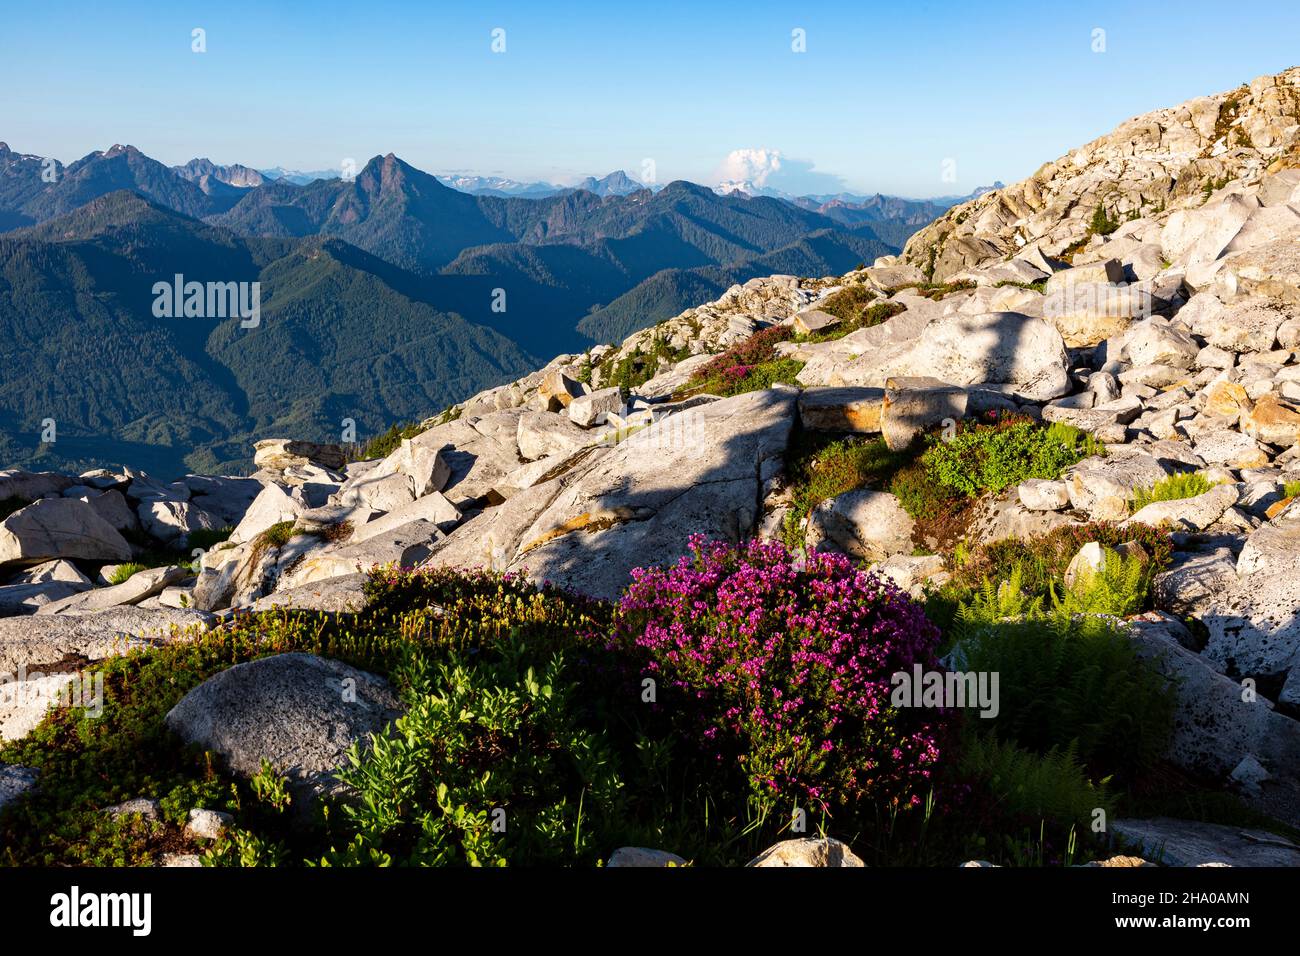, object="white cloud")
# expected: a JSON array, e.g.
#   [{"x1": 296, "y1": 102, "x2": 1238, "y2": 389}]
[
  {"x1": 715, "y1": 147, "x2": 785, "y2": 188},
  {"x1": 710, "y1": 148, "x2": 848, "y2": 197}
]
